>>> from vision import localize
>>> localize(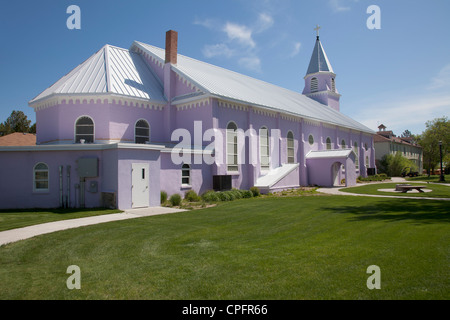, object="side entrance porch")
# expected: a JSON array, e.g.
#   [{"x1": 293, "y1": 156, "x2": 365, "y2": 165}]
[{"x1": 305, "y1": 149, "x2": 357, "y2": 187}]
